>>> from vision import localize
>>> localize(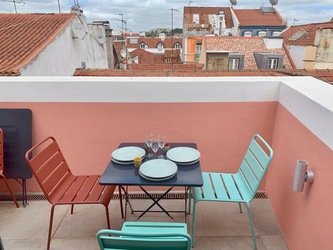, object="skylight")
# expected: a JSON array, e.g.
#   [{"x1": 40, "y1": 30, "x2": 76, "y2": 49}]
[{"x1": 289, "y1": 30, "x2": 308, "y2": 41}]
